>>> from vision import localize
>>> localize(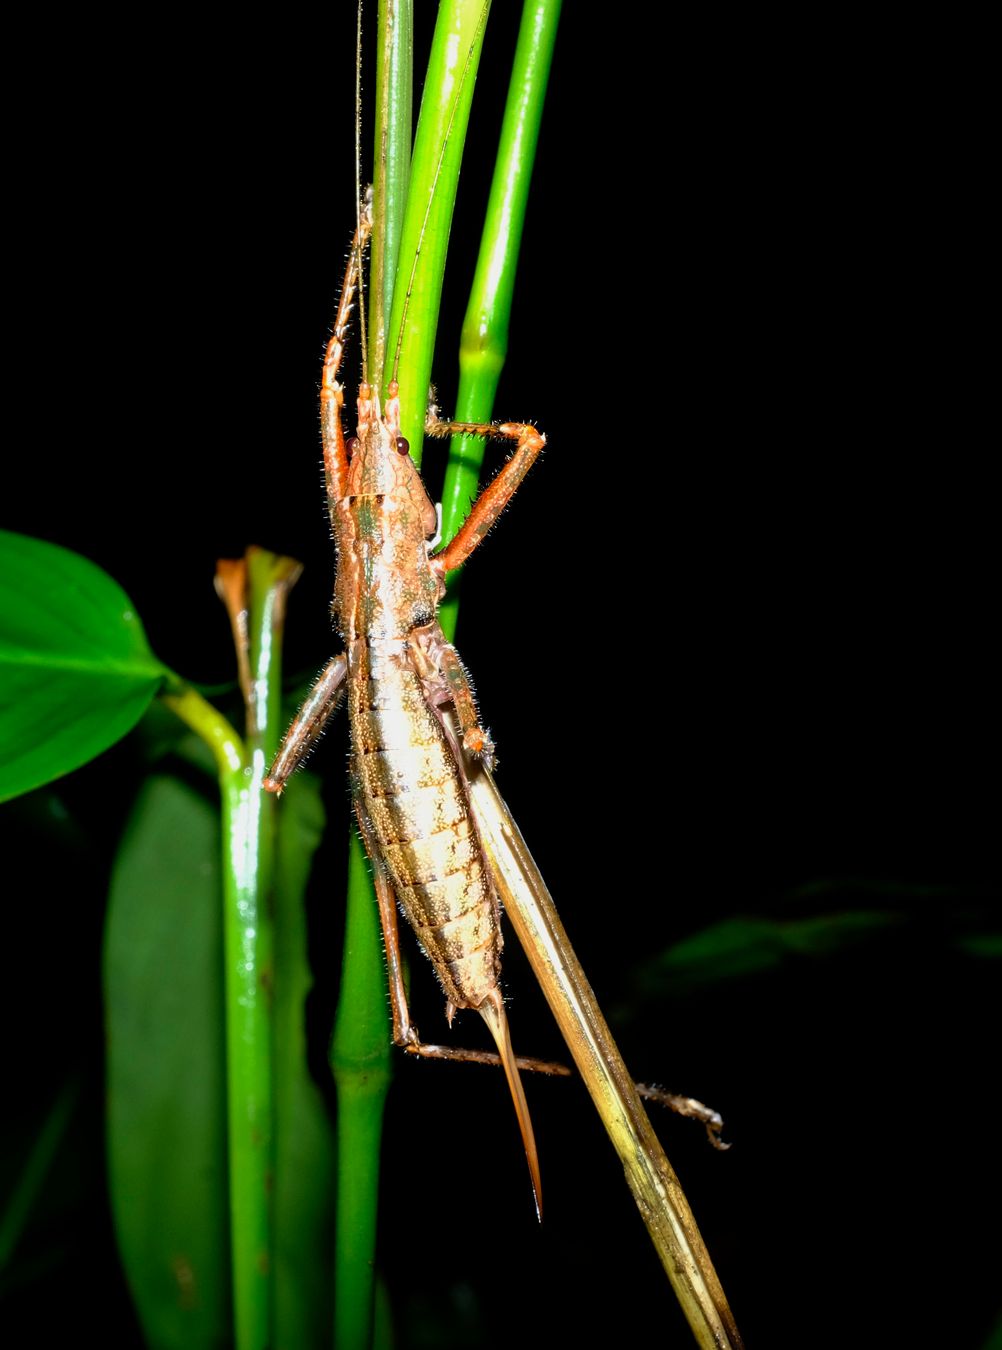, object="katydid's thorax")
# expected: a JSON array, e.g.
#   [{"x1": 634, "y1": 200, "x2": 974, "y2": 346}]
[{"x1": 333, "y1": 392, "x2": 443, "y2": 643}]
